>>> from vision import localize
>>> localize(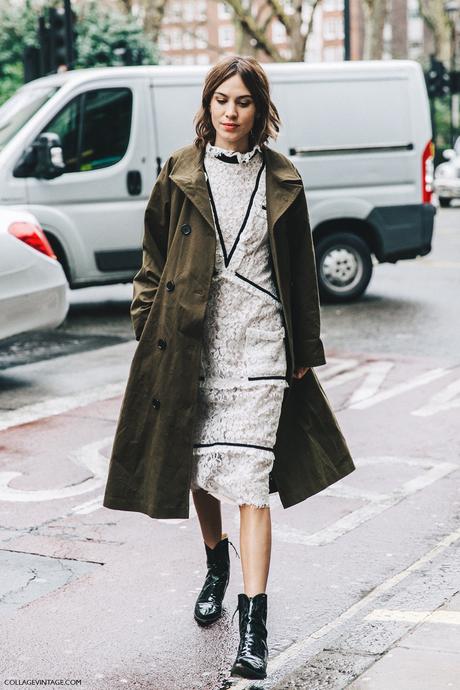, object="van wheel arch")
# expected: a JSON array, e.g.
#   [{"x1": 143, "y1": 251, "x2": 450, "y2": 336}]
[
  {"x1": 45, "y1": 233, "x2": 72, "y2": 284},
  {"x1": 313, "y1": 220, "x2": 376, "y2": 302}
]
